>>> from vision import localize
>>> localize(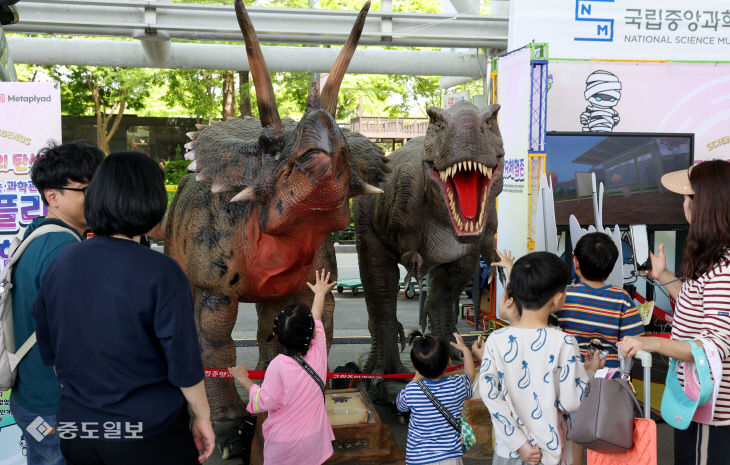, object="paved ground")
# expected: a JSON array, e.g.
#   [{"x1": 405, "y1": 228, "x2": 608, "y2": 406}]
[{"x1": 206, "y1": 250, "x2": 674, "y2": 465}]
